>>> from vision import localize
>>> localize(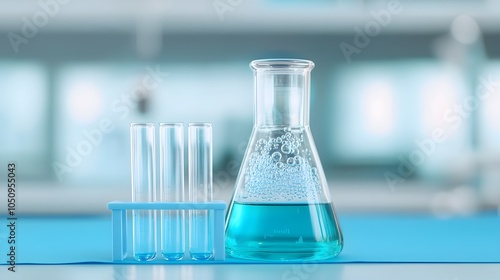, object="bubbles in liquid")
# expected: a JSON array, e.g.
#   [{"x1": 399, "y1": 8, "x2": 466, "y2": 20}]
[
  {"x1": 242, "y1": 129, "x2": 322, "y2": 202},
  {"x1": 311, "y1": 167, "x2": 318, "y2": 176},
  {"x1": 271, "y1": 152, "x2": 282, "y2": 162},
  {"x1": 294, "y1": 156, "x2": 302, "y2": 165},
  {"x1": 281, "y1": 143, "x2": 292, "y2": 154}
]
